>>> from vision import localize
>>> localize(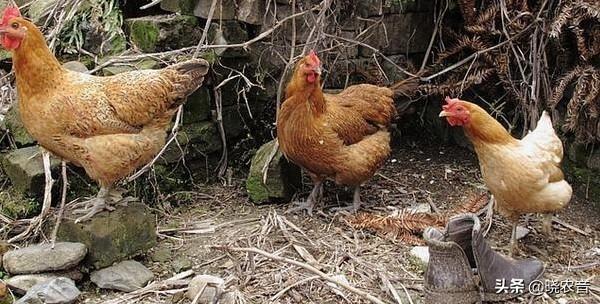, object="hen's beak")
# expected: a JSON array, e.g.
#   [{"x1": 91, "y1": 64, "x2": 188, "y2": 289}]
[
  {"x1": 439, "y1": 110, "x2": 451, "y2": 117},
  {"x1": 313, "y1": 65, "x2": 322, "y2": 75},
  {"x1": 0, "y1": 28, "x2": 6, "y2": 34}
]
